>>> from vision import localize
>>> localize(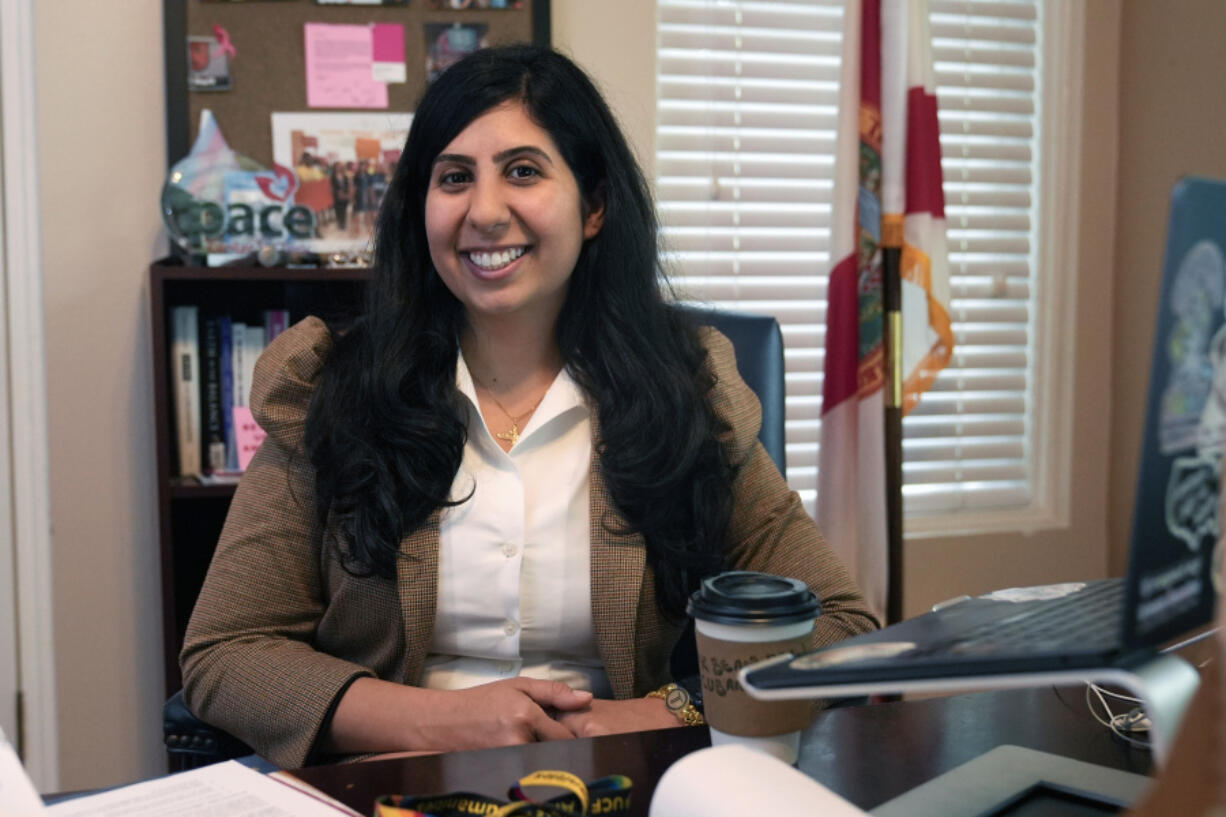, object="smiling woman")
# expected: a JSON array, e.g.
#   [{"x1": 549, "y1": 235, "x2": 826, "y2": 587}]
[
  {"x1": 425, "y1": 102, "x2": 603, "y2": 342},
  {"x1": 178, "y1": 44, "x2": 877, "y2": 769}
]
